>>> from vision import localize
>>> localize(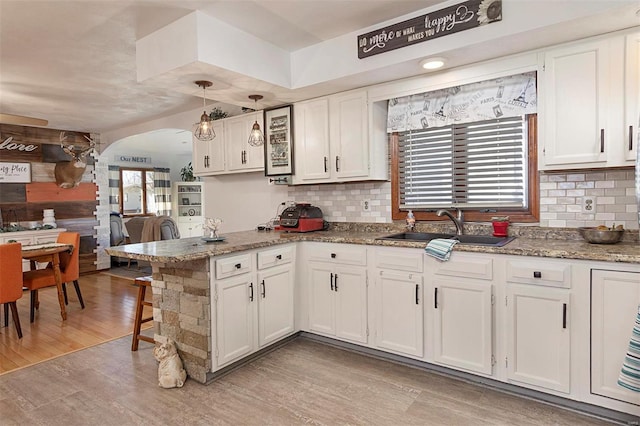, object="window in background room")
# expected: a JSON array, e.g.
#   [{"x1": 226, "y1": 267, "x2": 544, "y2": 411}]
[{"x1": 119, "y1": 168, "x2": 155, "y2": 216}]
